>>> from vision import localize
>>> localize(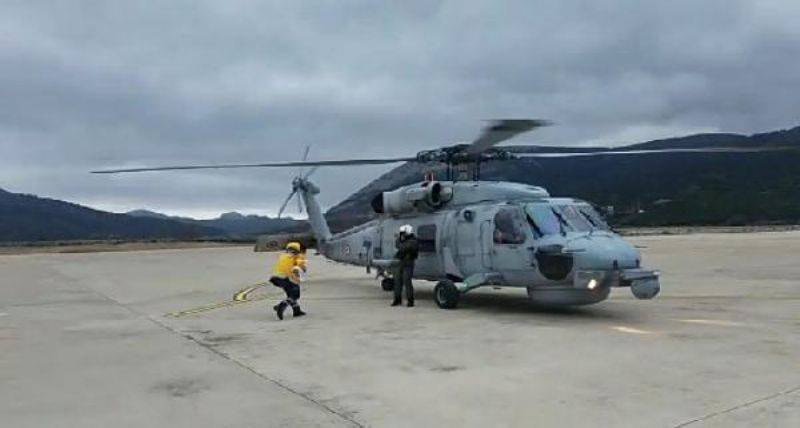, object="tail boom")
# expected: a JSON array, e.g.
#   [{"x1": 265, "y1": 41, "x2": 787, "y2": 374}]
[{"x1": 295, "y1": 178, "x2": 332, "y2": 245}]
